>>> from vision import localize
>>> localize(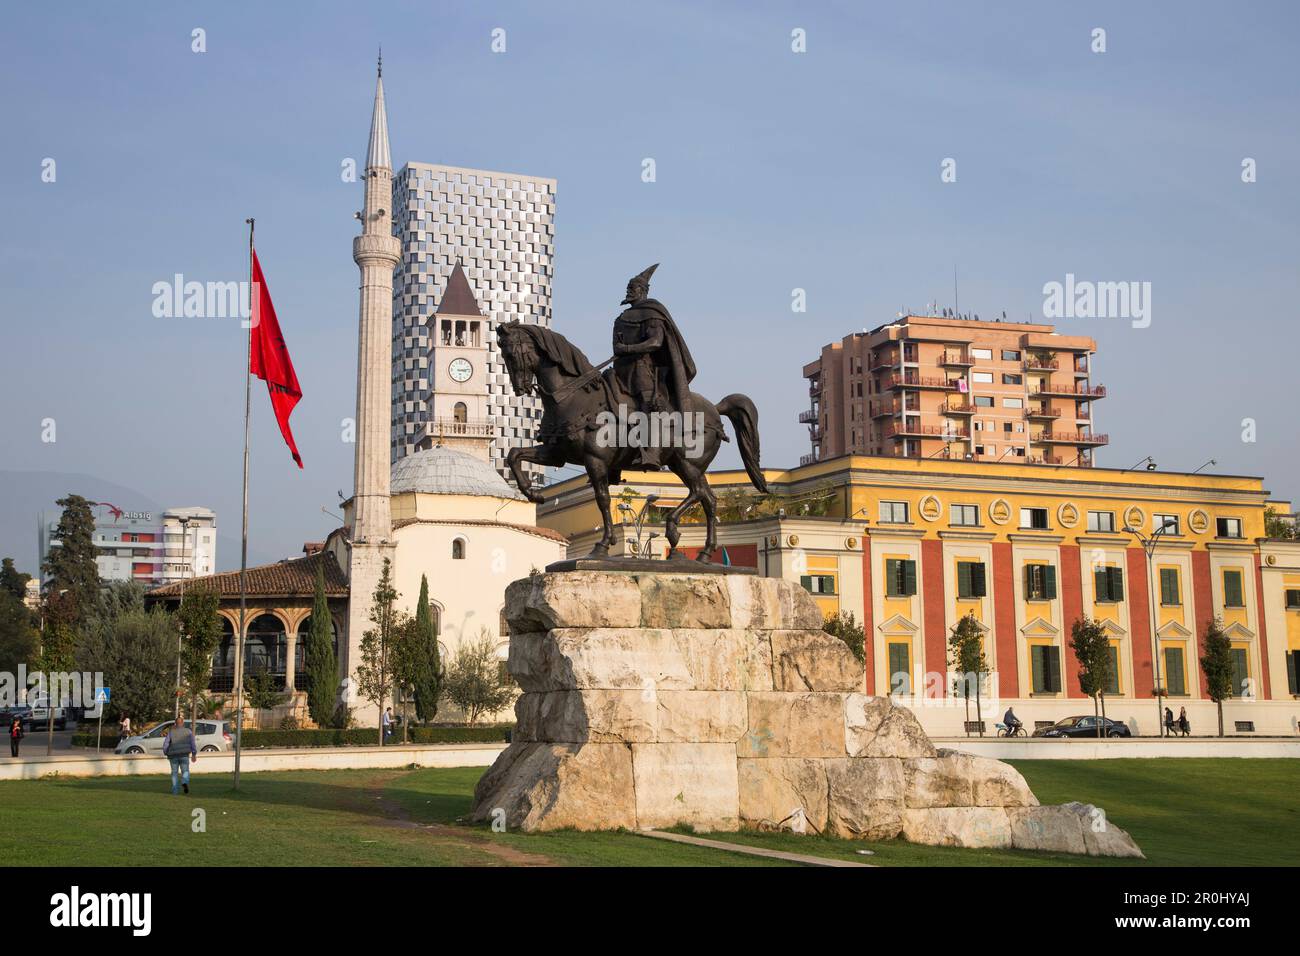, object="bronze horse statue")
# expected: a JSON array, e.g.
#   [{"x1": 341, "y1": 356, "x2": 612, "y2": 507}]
[{"x1": 496, "y1": 321, "x2": 768, "y2": 562}]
